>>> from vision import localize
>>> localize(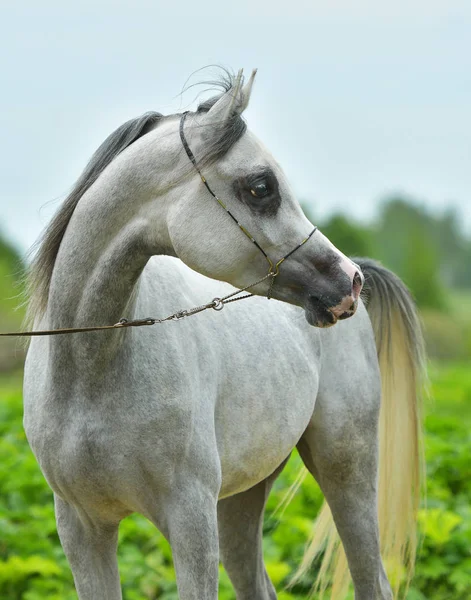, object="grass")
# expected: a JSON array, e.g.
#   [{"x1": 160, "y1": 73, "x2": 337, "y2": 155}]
[{"x1": 0, "y1": 361, "x2": 470, "y2": 599}]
